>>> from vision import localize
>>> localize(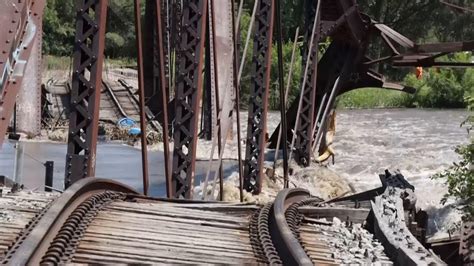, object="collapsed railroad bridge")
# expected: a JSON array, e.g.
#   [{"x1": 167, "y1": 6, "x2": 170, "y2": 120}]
[{"x1": 0, "y1": 0, "x2": 473, "y2": 264}]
